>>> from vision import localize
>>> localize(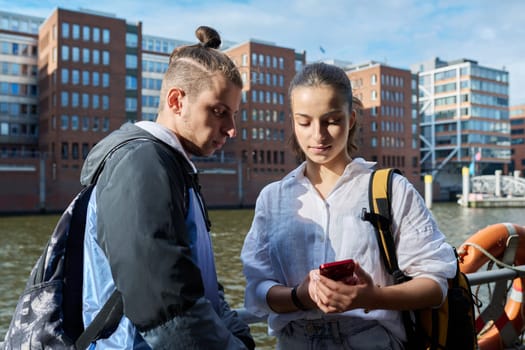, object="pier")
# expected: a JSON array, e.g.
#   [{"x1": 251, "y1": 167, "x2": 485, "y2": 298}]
[{"x1": 458, "y1": 168, "x2": 525, "y2": 207}]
